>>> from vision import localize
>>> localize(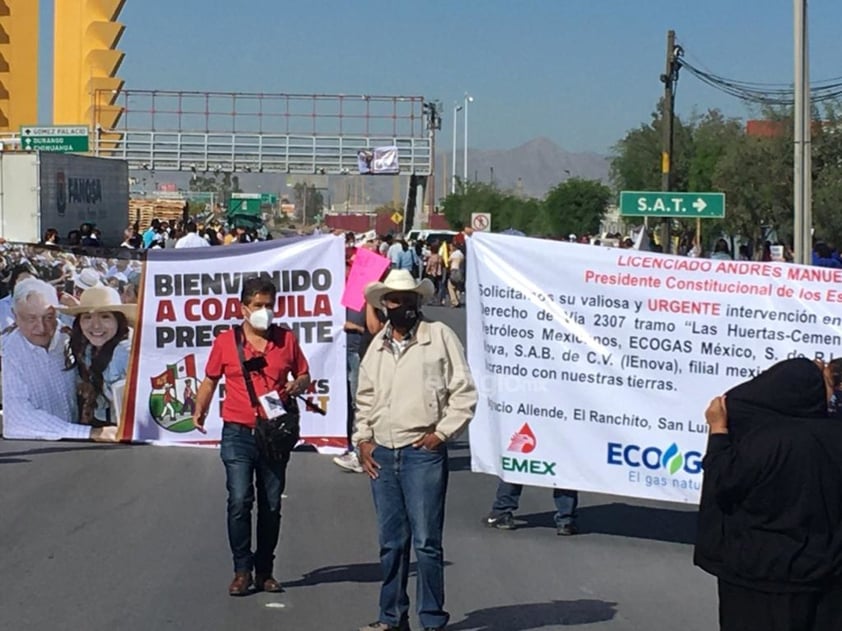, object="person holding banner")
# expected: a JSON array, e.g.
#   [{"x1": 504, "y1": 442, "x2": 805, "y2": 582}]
[
  {"x1": 1, "y1": 278, "x2": 115, "y2": 441},
  {"x1": 354, "y1": 269, "x2": 477, "y2": 631},
  {"x1": 483, "y1": 482, "x2": 579, "y2": 536},
  {"x1": 191, "y1": 277, "x2": 311, "y2": 597},
  {"x1": 61, "y1": 286, "x2": 135, "y2": 427},
  {"x1": 695, "y1": 358, "x2": 842, "y2": 631}
]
